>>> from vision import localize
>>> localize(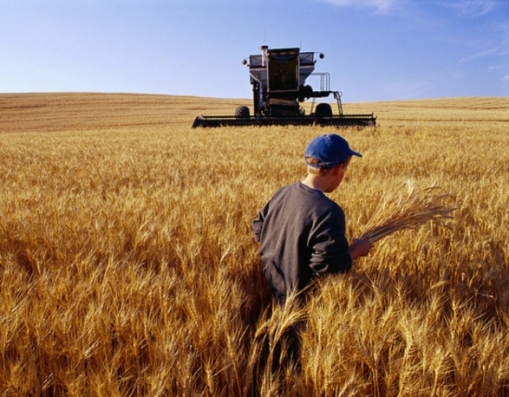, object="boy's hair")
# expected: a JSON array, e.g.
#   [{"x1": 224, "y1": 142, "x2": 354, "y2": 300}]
[
  {"x1": 305, "y1": 157, "x2": 330, "y2": 176},
  {"x1": 306, "y1": 156, "x2": 352, "y2": 176}
]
